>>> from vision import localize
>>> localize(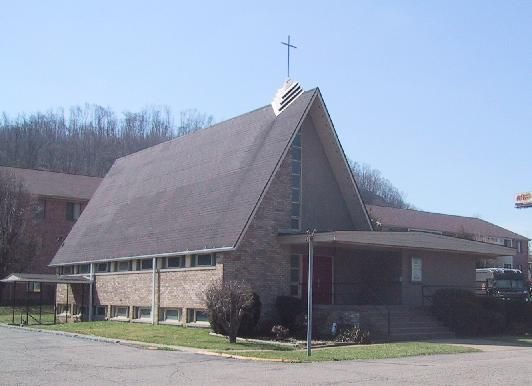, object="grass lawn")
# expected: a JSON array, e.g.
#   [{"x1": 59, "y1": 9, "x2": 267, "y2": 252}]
[
  {"x1": 29, "y1": 320, "x2": 478, "y2": 362},
  {"x1": 35, "y1": 321, "x2": 292, "y2": 351},
  {"x1": 227, "y1": 342, "x2": 479, "y2": 362}
]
